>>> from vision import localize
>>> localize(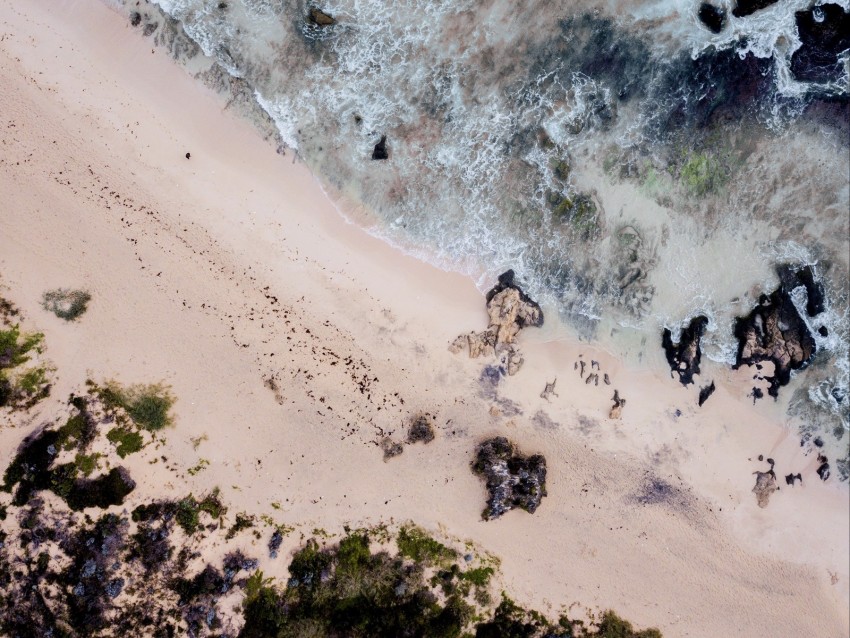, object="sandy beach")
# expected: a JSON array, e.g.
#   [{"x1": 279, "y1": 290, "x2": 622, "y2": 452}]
[{"x1": 0, "y1": 1, "x2": 847, "y2": 636}]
